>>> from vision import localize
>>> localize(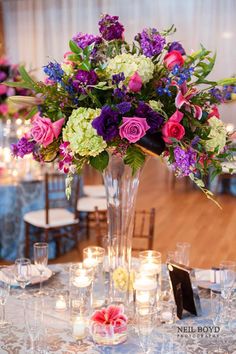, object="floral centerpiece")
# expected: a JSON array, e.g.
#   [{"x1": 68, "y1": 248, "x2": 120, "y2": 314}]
[
  {"x1": 6, "y1": 14, "x2": 236, "y2": 202},
  {"x1": 0, "y1": 57, "x2": 34, "y2": 119}
]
